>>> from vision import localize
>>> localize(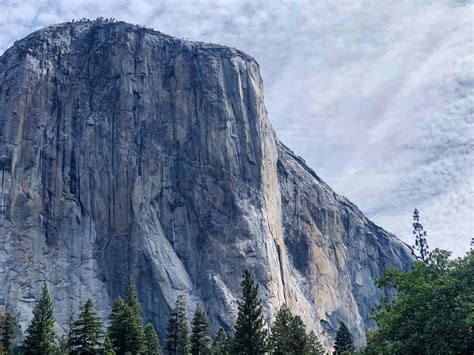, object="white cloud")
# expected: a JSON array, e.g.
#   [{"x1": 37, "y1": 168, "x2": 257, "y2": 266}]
[{"x1": 0, "y1": 0, "x2": 472, "y2": 256}]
